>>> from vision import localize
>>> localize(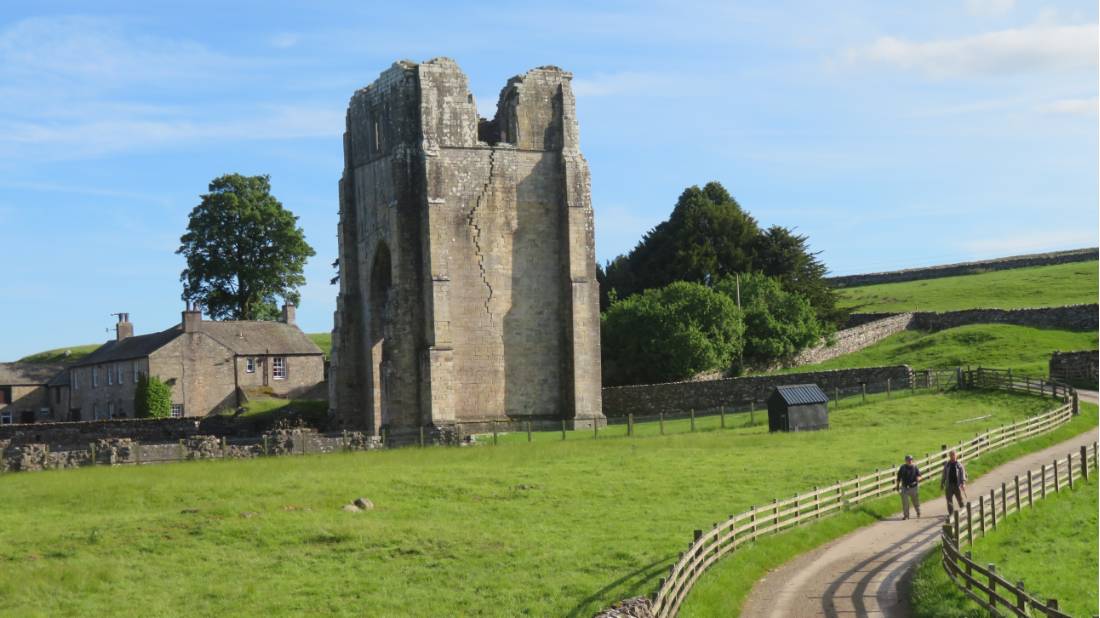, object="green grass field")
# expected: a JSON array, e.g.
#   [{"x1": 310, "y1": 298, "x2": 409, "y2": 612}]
[
  {"x1": 17, "y1": 343, "x2": 101, "y2": 364},
  {"x1": 837, "y1": 261, "x2": 1098, "y2": 313},
  {"x1": 778, "y1": 324, "x2": 1098, "y2": 379},
  {"x1": 682, "y1": 403, "x2": 1098, "y2": 617},
  {"x1": 0, "y1": 391, "x2": 1075, "y2": 617},
  {"x1": 308, "y1": 332, "x2": 331, "y2": 357},
  {"x1": 910, "y1": 473, "x2": 1099, "y2": 618}
]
